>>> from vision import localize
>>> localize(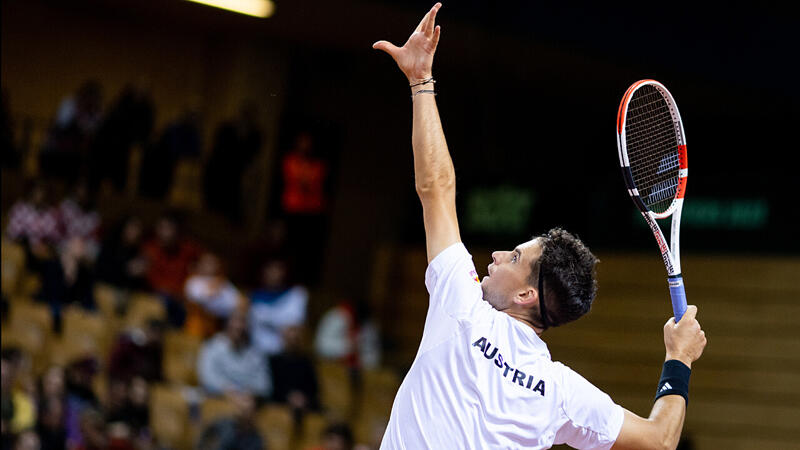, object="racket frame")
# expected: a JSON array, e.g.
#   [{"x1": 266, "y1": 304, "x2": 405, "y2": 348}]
[{"x1": 616, "y1": 79, "x2": 689, "y2": 319}]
